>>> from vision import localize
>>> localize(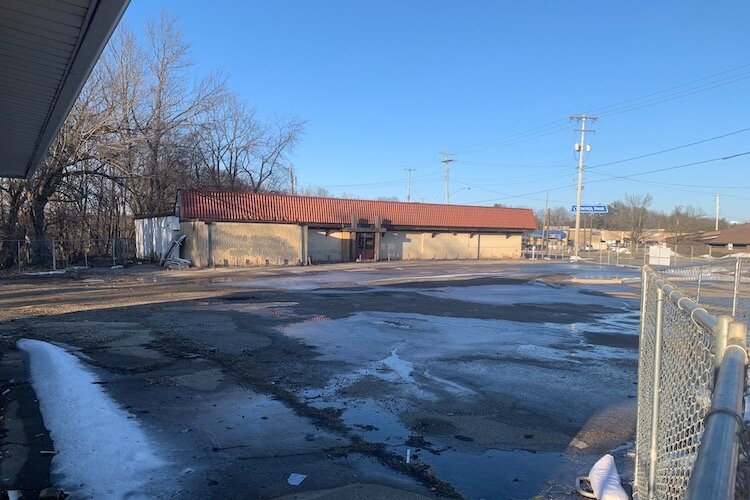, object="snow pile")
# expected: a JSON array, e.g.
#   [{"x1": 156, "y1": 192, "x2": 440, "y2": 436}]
[{"x1": 18, "y1": 339, "x2": 166, "y2": 499}]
